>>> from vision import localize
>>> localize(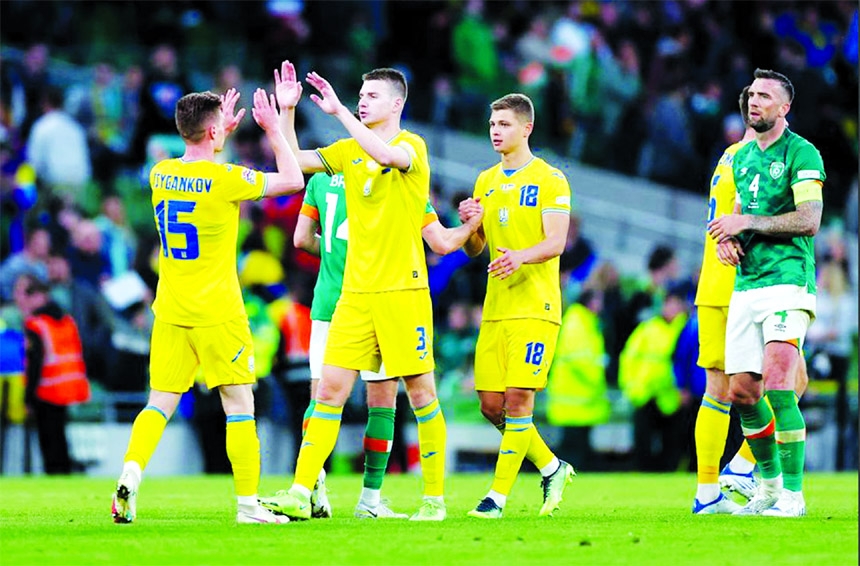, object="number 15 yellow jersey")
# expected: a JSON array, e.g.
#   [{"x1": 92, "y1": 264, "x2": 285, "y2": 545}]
[{"x1": 150, "y1": 158, "x2": 266, "y2": 326}]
